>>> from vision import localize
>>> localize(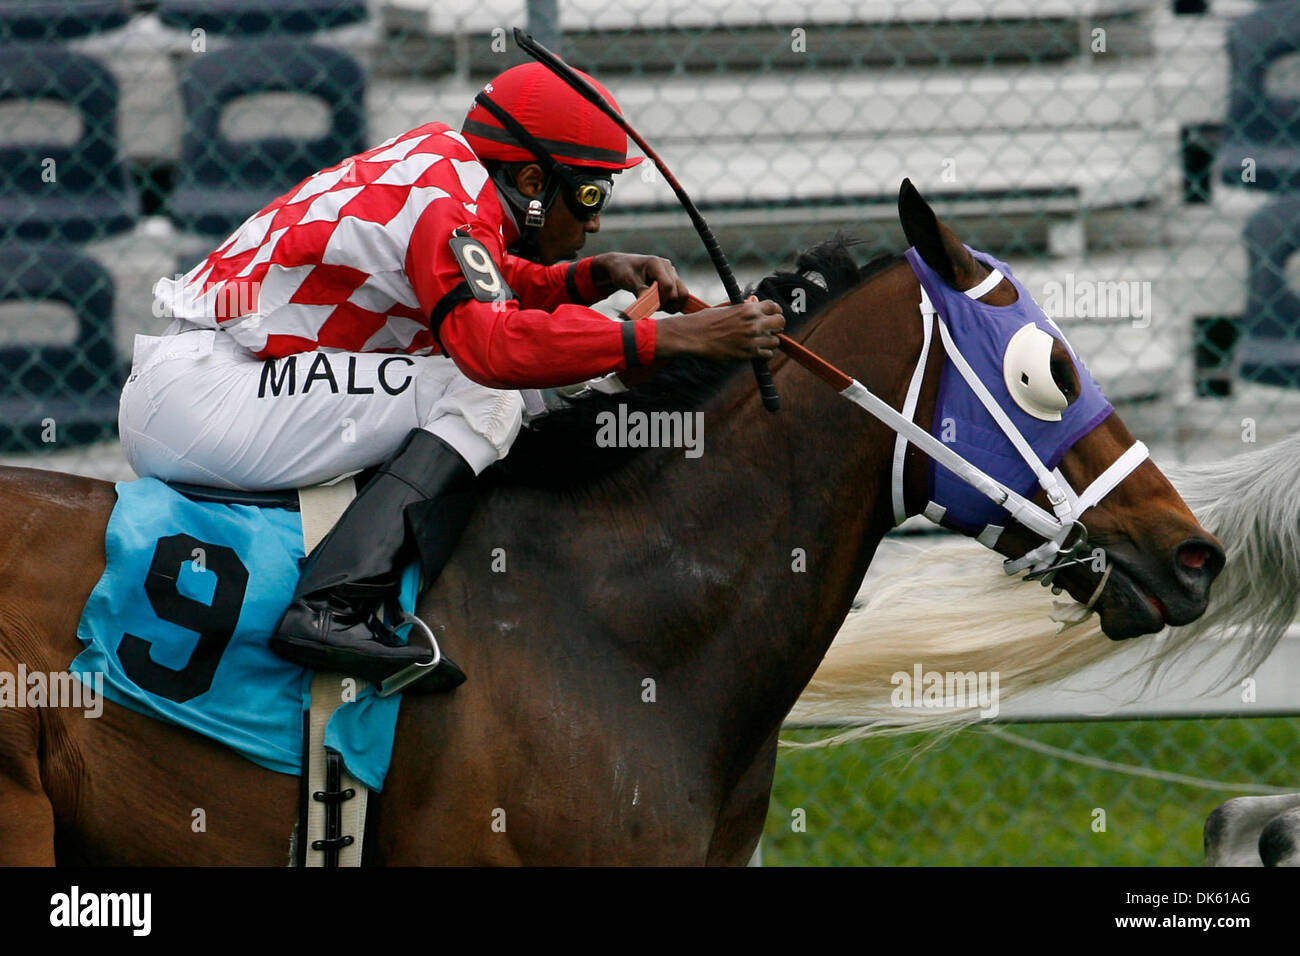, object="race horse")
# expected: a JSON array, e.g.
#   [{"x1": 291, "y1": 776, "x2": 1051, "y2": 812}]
[{"x1": 0, "y1": 183, "x2": 1224, "y2": 865}]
